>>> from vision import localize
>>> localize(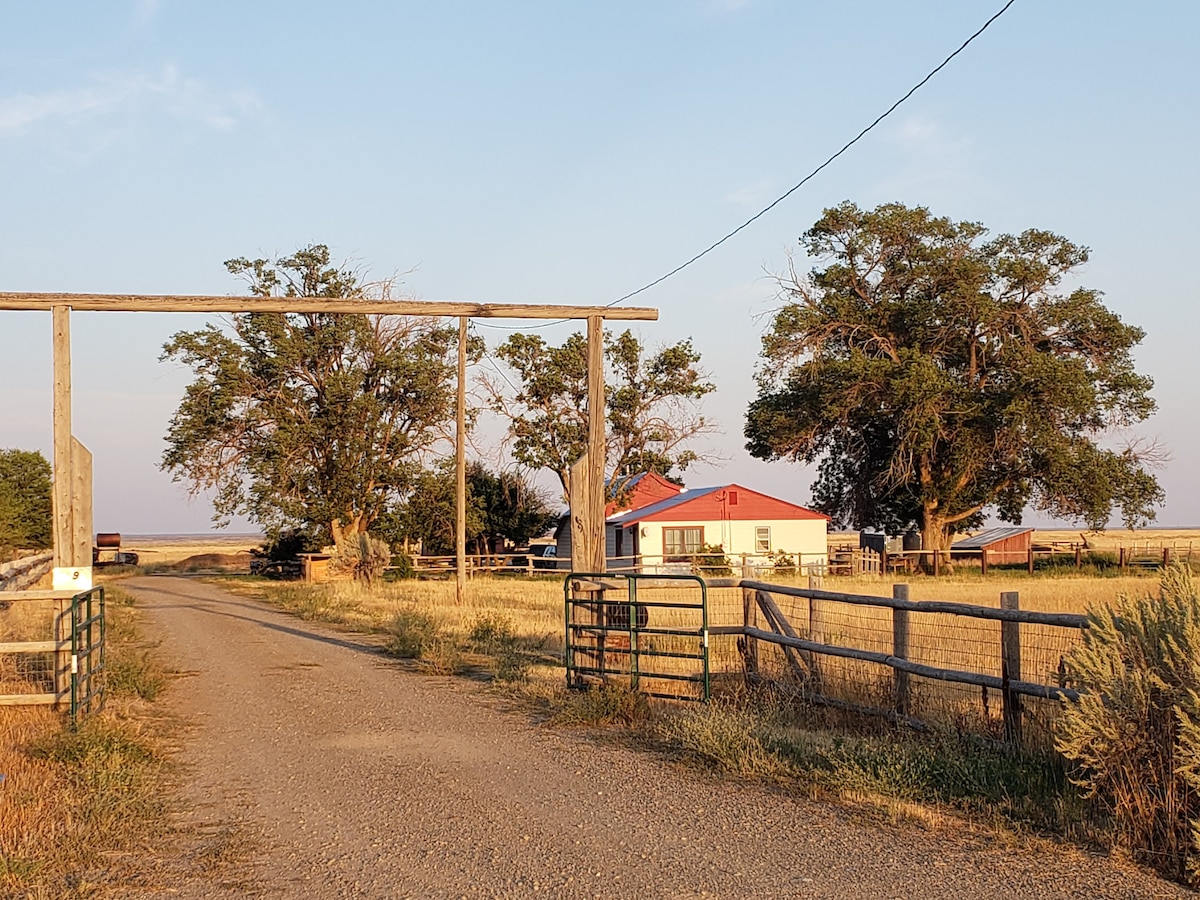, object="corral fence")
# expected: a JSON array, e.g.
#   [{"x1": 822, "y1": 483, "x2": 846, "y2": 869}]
[
  {"x1": 0, "y1": 586, "x2": 107, "y2": 724},
  {"x1": 830, "y1": 543, "x2": 1195, "y2": 576},
  {"x1": 734, "y1": 580, "x2": 1085, "y2": 748},
  {"x1": 408, "y1": 551, "x2": 835, "y2": 579},
  {"x1": 567, "y1": 572, "x2": 1088, "y2": 748}
]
